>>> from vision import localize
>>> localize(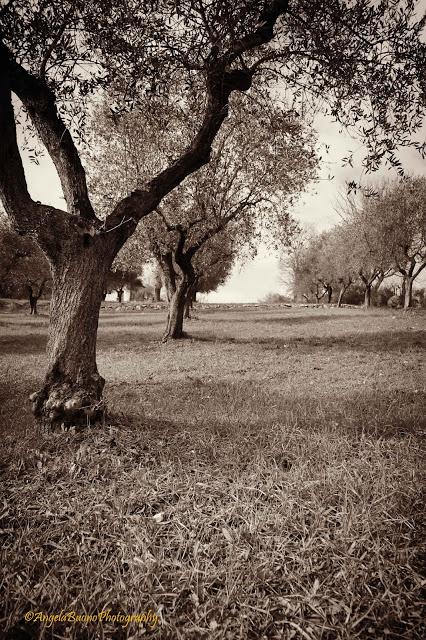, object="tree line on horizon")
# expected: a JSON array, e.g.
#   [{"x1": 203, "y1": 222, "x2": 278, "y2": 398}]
[{"x1": 284, "y1": 177, "x2": 426, "y2": 310}]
